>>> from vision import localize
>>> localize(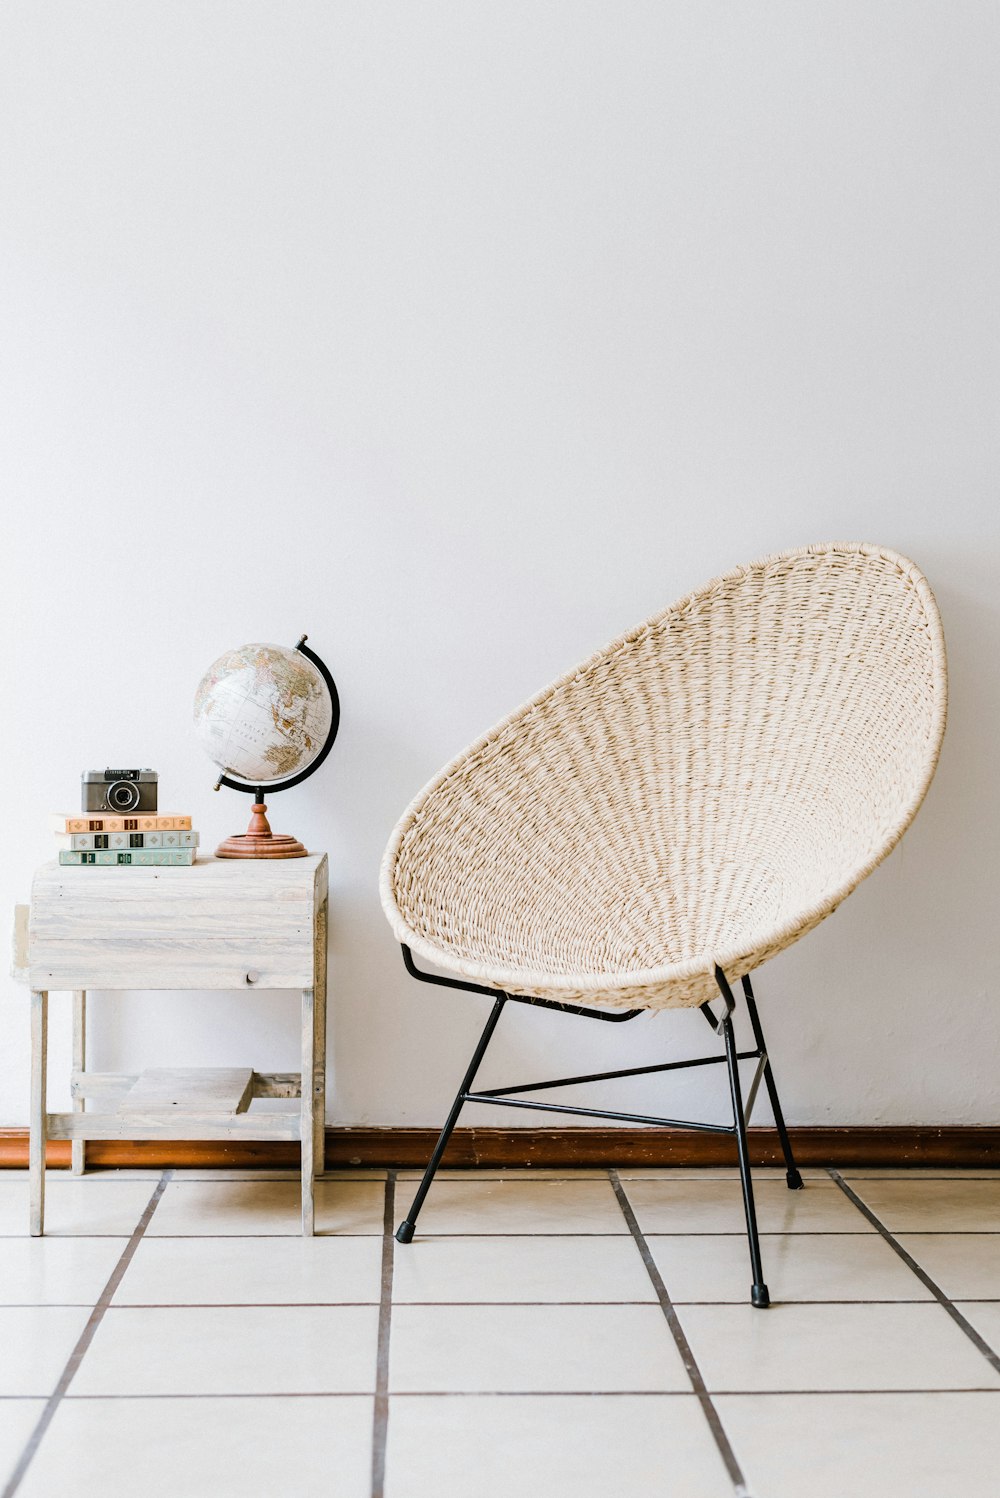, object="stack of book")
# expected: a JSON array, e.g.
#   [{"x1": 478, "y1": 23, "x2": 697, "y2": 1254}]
[{"x1": 51, "y1": 813, "x2": 200, "y2": 867}]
